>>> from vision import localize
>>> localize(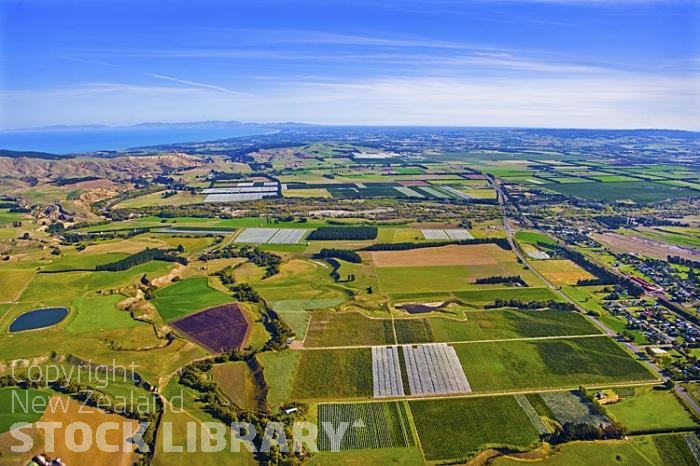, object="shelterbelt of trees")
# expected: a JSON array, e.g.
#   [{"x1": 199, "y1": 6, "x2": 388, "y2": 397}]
[
  {"x1": 96, "y1": 247, "x2": 187, "y2": 272},
  {"x1": 363, "y1": 237, "x2": 511, "y2": 251},
  {"x1": 200, "y1": 245, "x2": 282, "y2": 277}
]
